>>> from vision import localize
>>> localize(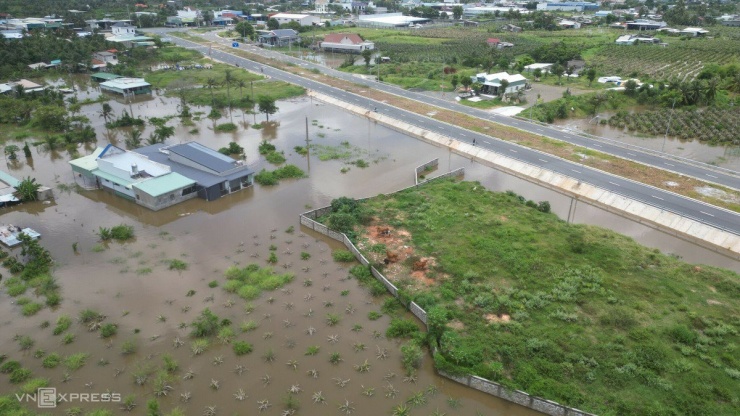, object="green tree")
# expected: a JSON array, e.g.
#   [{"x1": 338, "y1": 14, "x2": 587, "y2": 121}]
[
  {"x1": 267, "y1": 18, "x2": 279, "y2": 30},
  {"x1": 550, "y1": 63, "x2": 564, "y2": 85},
  {"x1": 499, "y1": 79, "x2": 509, "y2": 97},
  {"x1": 450, "y1": 74, "x2": 459, "y2": 90},
  {"x1": 235, "y1": 21, "x2": 255, "y2": 40},
  {"x1": 204, "y1": 77, "x2": 219, "y2": 107},
  {"x1": 33, "y1": 105, "x2": 68, "y2": 131},
  {"x1": 361, "y1": 49, "x2": 373, "y2": 68},
  {"x1": 223, "y1": 69, "x2": 235, "y2": 121},
  {"x1": 460, "y1": 76, "x2": 472, "y2": 91},
  {"x1": 586, "y1": 68, "x2": 597, "y2": 86},
  {"x1": 533, "y1": 68, "x2": 543, "y2": 81},
  {"x1": 125, "y1": 128, "x2": 143, "y2": 149},
  {"x1": 14, "y1": 177, "x2": 41, "y2": 202},
  {"x1": 257, "y1": 96, "x2": 278, "y2": 122},
  {"x1": 452, "y1": 6, "x2": 463, "y2": 20},
  {"x1": 99, "y1": 102, "x2": 113, "y2": 124}
]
